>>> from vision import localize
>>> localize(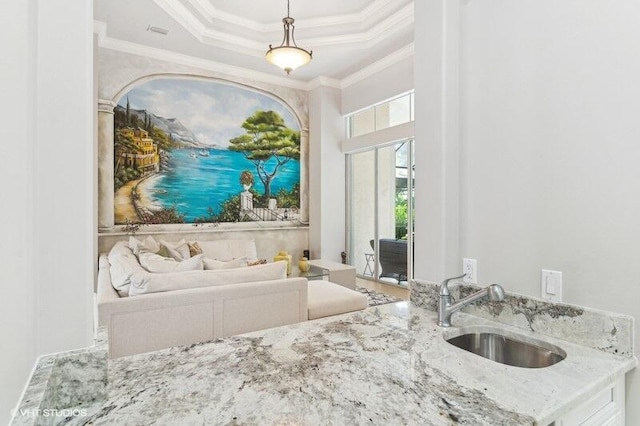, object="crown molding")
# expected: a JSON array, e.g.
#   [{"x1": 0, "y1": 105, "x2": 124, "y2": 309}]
[
  {"x1": 303, "y1": 4, "x2": 413, "y2": 48},
  {"x1": 186, "y1": 0, "x2": 403, "y2": 32},
  {"x1": 306, "y1": 76, "x2": 342, "y2": 90},
  {"x1": 95, "y1": 32, "x2": 310, "y2": 91},
  {"x1": 94, "y1": 21, "x2": 414, "y2": 92},
  {"x1": 153, "y1": 0, "x2": 413, "y2": 53},
  {"x1": 340, "y1": 43, "x2": 415, "y2": 89}
]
